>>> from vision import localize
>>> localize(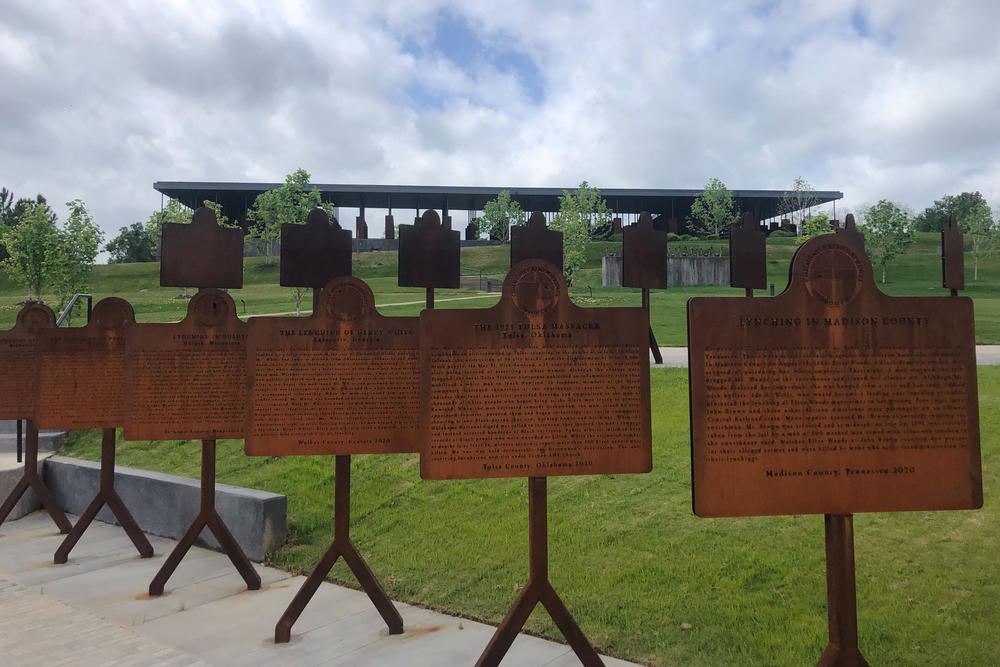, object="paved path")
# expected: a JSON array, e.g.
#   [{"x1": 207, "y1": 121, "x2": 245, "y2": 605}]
[
  {"x1": 0, "y1": 511, "x2": 638, "y2": 666},
  {"x1": 651, "y1": 345, "x2": 1000, "y2": 367},
  {"x1": 236, "y1": 294, "x2": 500, "y2": 320}
]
